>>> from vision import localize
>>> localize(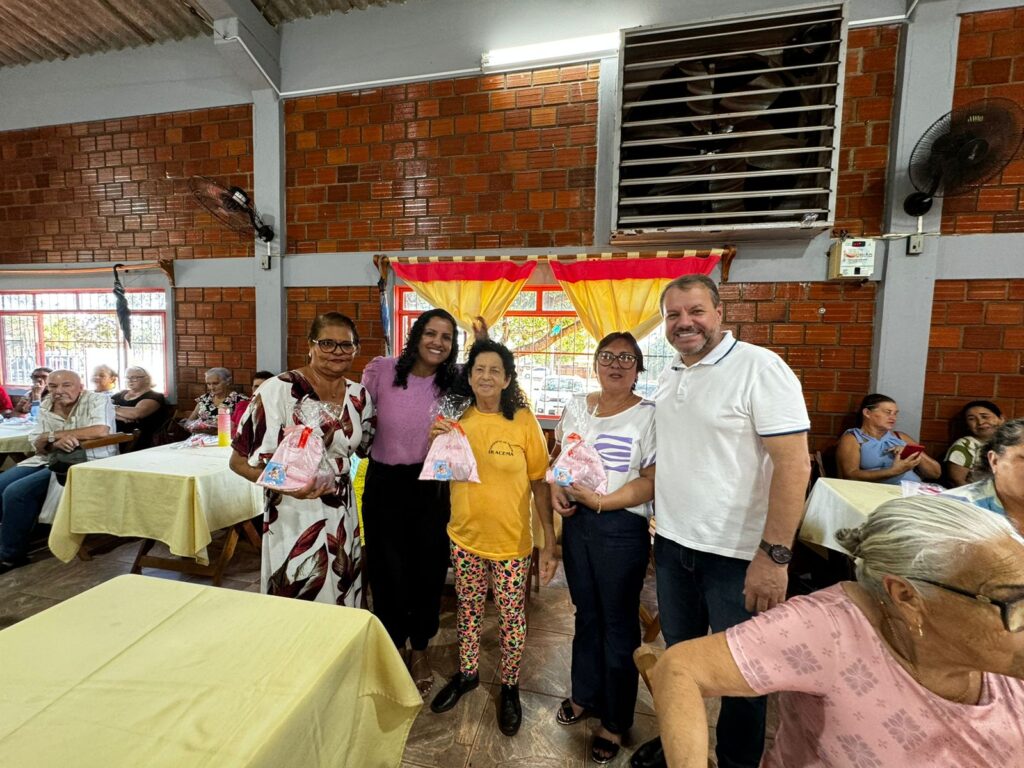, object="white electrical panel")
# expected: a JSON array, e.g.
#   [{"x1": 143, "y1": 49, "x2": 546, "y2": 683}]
[{"x1": 828, "y1": 238, "x2": 875, "y2": 280}]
